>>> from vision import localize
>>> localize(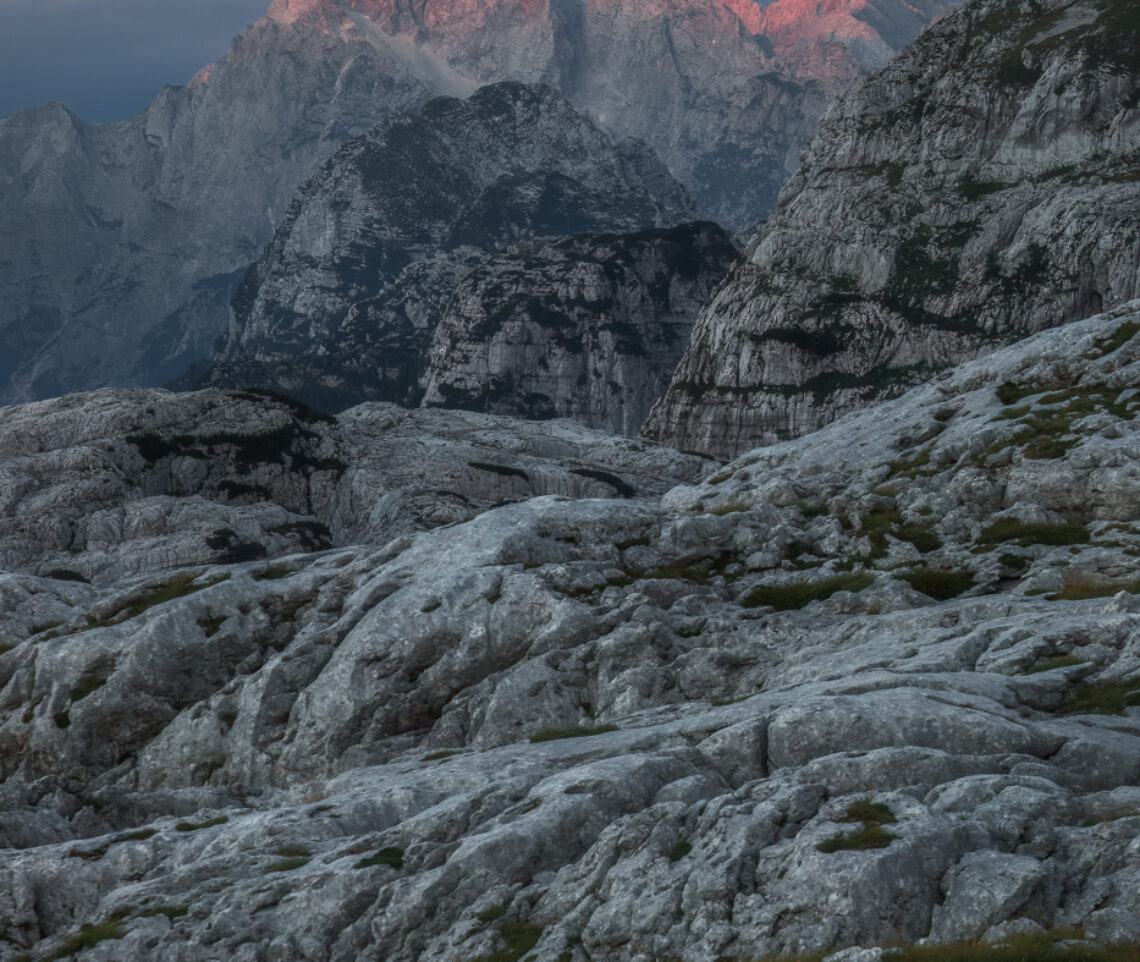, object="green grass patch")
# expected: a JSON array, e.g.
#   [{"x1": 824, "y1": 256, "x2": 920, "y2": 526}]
[
  {"x1": 355, "y1": 846, "x2": 405, "y2": 870},
  {"x1": 977, "y1": 520, "x2": 1090, "y2": 547},
  {"x1": 255, "y1": 564, "x2": 293, "y2": 581},
  {"x1": 174, "y1": 815, "x2": 228, "y2": 832},
  {"x1": 897, "y1": 567, "x2": 975, "y2": 600},
  {"x1": 422, "y1": 749, "x2": 461, "y2": 762},
  {"x1": 1093, "y1": 320, "x2": 1140, "y2": 358},
  {"x1": 471, "y1": 922, "x2": 544, "y2": 962},
  {"x1": 996, "y1": 381, "x2": 1052, "y2": 405},
  {"x1": 817, "y1": 823, "x2": 895, "y2": 853},
  {"x1": 70, "y1": 666, "x2": 113, "y2": 702},
  {"x1": 530, "y1": 724, "x2": 618, "y2": 743},
  {"x1": 797, "y1": 501, "x2": 829, "y2": 518},
  {"x1": 882, "y1": 929, "x2": 1140, "y2": 962},
  {"x1": 1082, "y1": 811, "x2": 1140, "y2": 827},
  {"x1": 265, "y1": 856, "x2": 310, "y2": 873},
  {"x1": 197, "y1": 615, "x2": 226, "y2": 637},
  {"x1": 1057, "y1": 679, "x2": 1140, "y2": 717},
  {"x1": 999, "y1": 553, "x2": 1029, "y2": 572},
  {"x1": 1027, "y1": 655, "x2": 1088, "y2": 674},
  {"x1": 841, "y1": 800, "x2": 896, "y2": 826},
  {"x1": 271, "y1": 845, "x2": 310, "y2": 858},
  {"x1": 478, "y1": 905, "x2": 508, "y2": 925},
  {"x1": 1051, "y1": 573, "x2": 1140, "y2": 601},
  {"x1": 47, "y1": 922, "x2": 126, "y2": 960},
  {"x1": 83, "y1": 573, "x2": 230, "y2": 632},
  {"x1": 137, "y1": 905, "x2": 188, "y2": 920},
  {"x1": 670, "y1": 841, "x2": 692, "y2": 862},
  {"x1": 740, "y1": 572, "x2": 874, "y2": 611}
]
